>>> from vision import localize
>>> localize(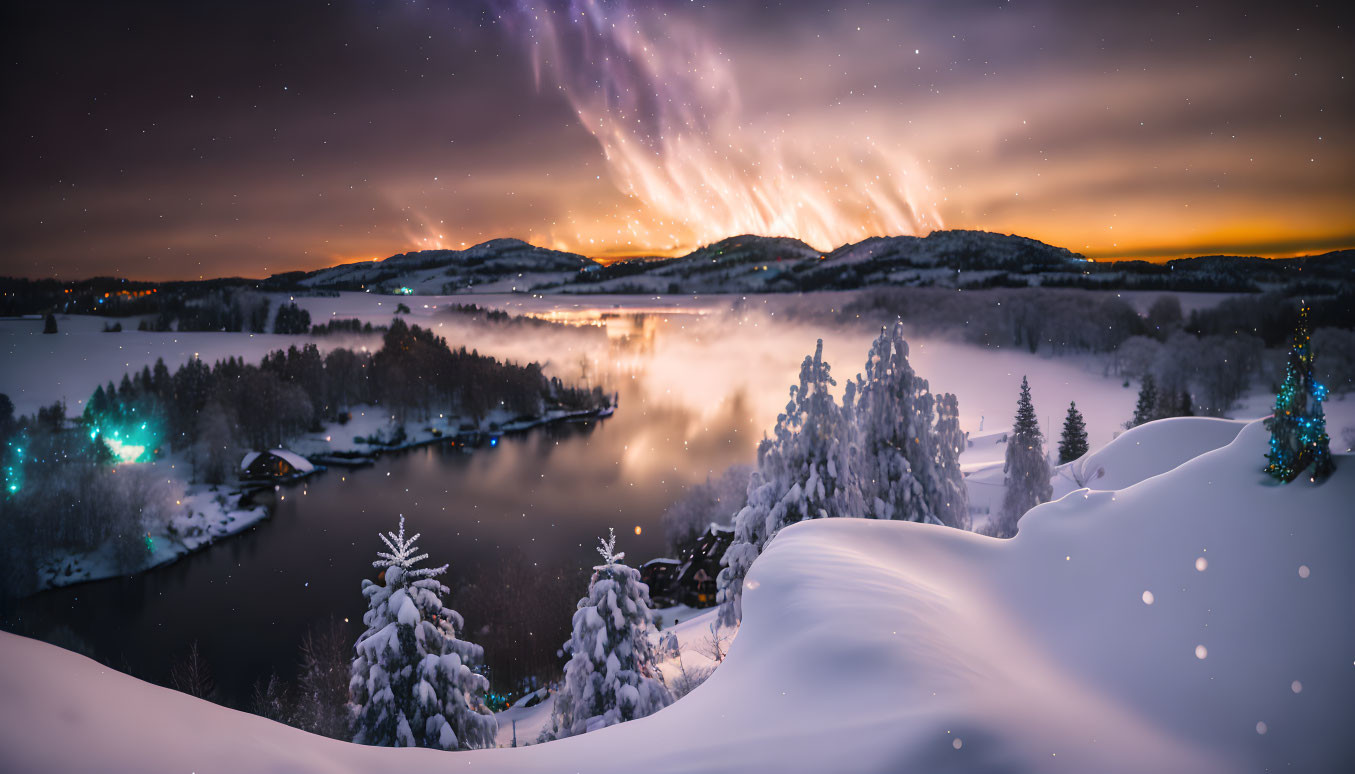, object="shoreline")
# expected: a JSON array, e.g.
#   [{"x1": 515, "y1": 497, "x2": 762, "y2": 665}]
[{"x1": 29, "y1": 402, "x2": 615, "y2": 596}]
